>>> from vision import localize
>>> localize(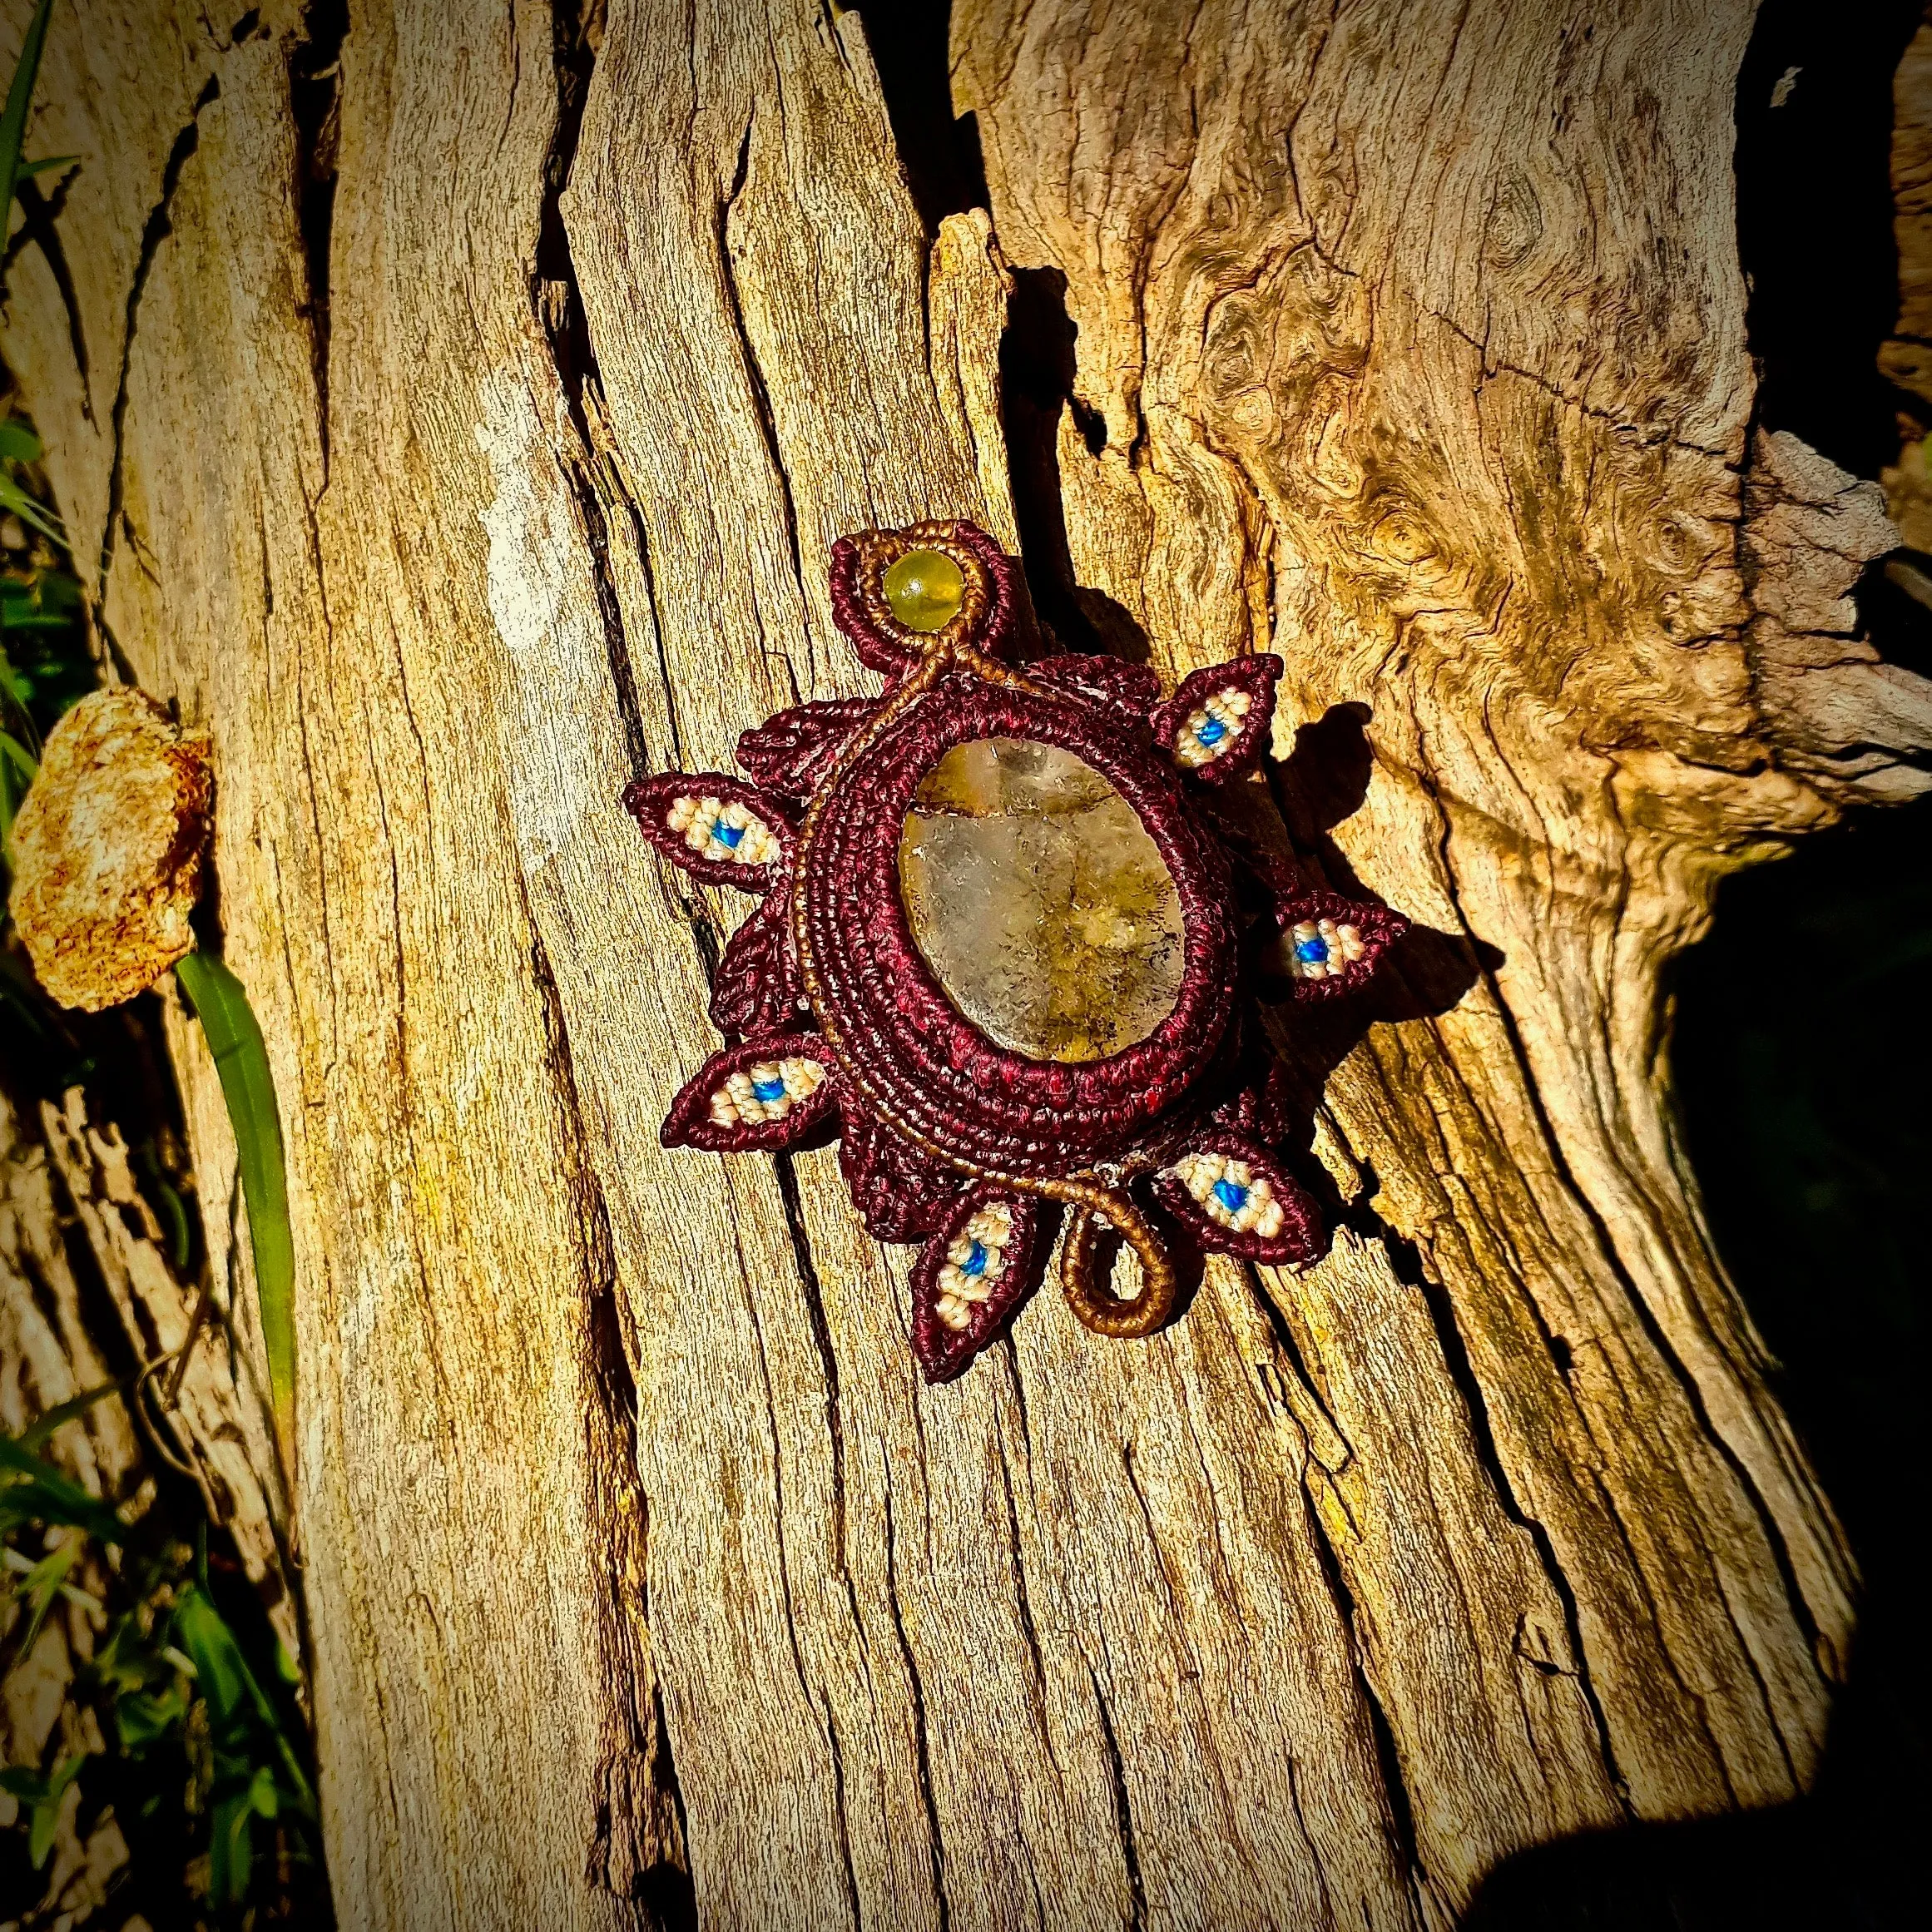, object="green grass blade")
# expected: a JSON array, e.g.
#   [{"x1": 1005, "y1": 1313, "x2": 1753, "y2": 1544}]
[
  {"x1": 0, "y1": 729, "x2": 37, "y2": 782},
  {"x1": 9, "y1": 1531, "x2": 81, "y2": 1660},
  {"x1": 0, "y1": 1434, "x2": 123, "y2": 1542},
  {"x1": 0, "y1": 730, "x2": 31, "y2": 855},
  {"x1": 0, "y1": 0, "x2": 57, "y2": 233},
  {"x1": 172, "y1": 1584, "x2": 315, "y2": 1815},
  {"x1": 17, "y1": 1375, "x2": 121, "y2": 1452},
  {"x1": 0, "y1": 468, "x2": 65, "y2": 544},
  {"x1": 173, "y1": 950, "x2": 295, "y2": 1469},
  {"x1": 26, "y1": 1751, "x2": 84, "y2": 1869}
]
